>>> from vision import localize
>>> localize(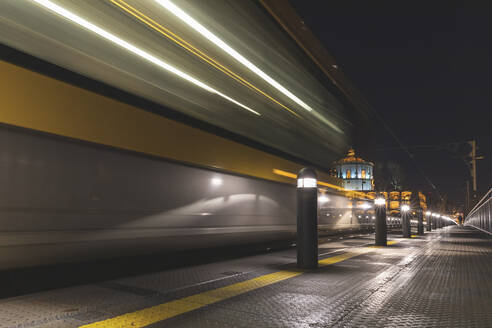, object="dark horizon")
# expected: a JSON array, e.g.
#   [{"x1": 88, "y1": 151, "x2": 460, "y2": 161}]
[{"x1": 290, "y1": 0, "x2": 491, "y2": 209}]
